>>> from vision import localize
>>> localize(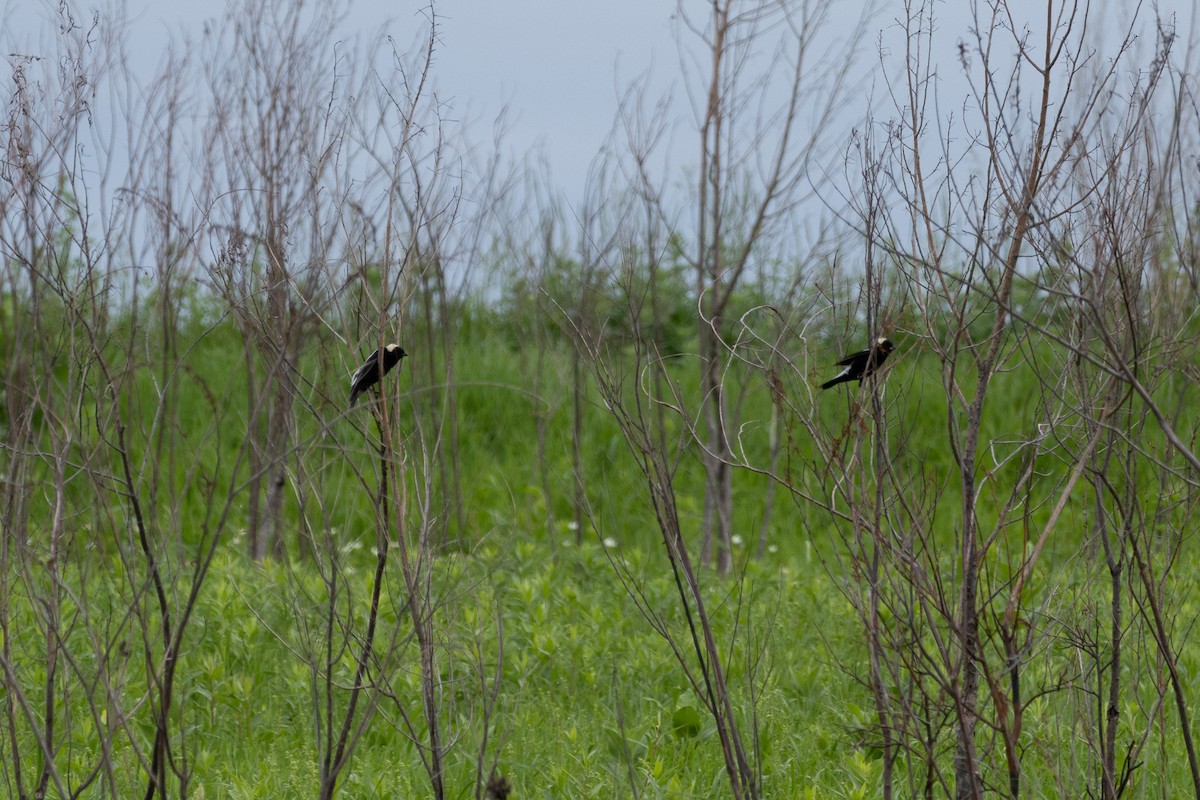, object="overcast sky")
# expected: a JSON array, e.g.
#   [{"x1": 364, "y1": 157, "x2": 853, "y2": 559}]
[{"x1": 5, "y1": 0, "x2": 1198, "y2": 201}]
